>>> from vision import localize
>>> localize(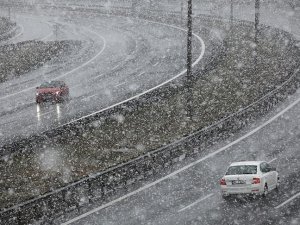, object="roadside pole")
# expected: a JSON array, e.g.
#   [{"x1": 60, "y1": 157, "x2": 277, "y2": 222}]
[
  {"x1": 187, "y1": 0, "x2": 192, "y2": 78},
  {"x1": 255, "y1": 0, "x2": 260, "y2": 43},
  {"x1": 186, "y1": 0, "x2": 193, "y2": 120},
  {"x1": 254, "y1": 0, "x2": 260, "y2": 67},
  {"x1": 230, "y1": 0, "x2": 233, "y2": 24},
  {"x1": 181, "y1": 0, "x2": 184, "y2": 24}
]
